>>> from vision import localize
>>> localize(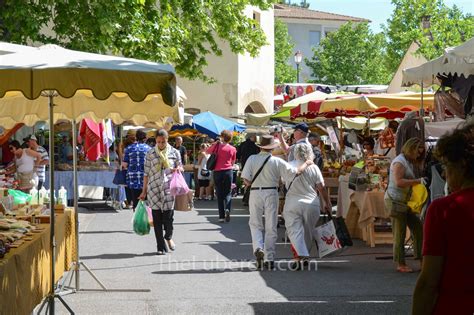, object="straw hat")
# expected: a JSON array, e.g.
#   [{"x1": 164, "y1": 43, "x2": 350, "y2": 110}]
[{"x1": 257, "y1": 135, "x2": 280, "y2": 150}]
